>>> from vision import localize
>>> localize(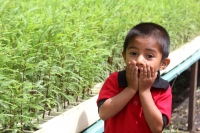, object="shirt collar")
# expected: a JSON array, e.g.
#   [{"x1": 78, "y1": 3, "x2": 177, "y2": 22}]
[{"x1": 118, "y1": 70, "x2": 169, "y2": 90}]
